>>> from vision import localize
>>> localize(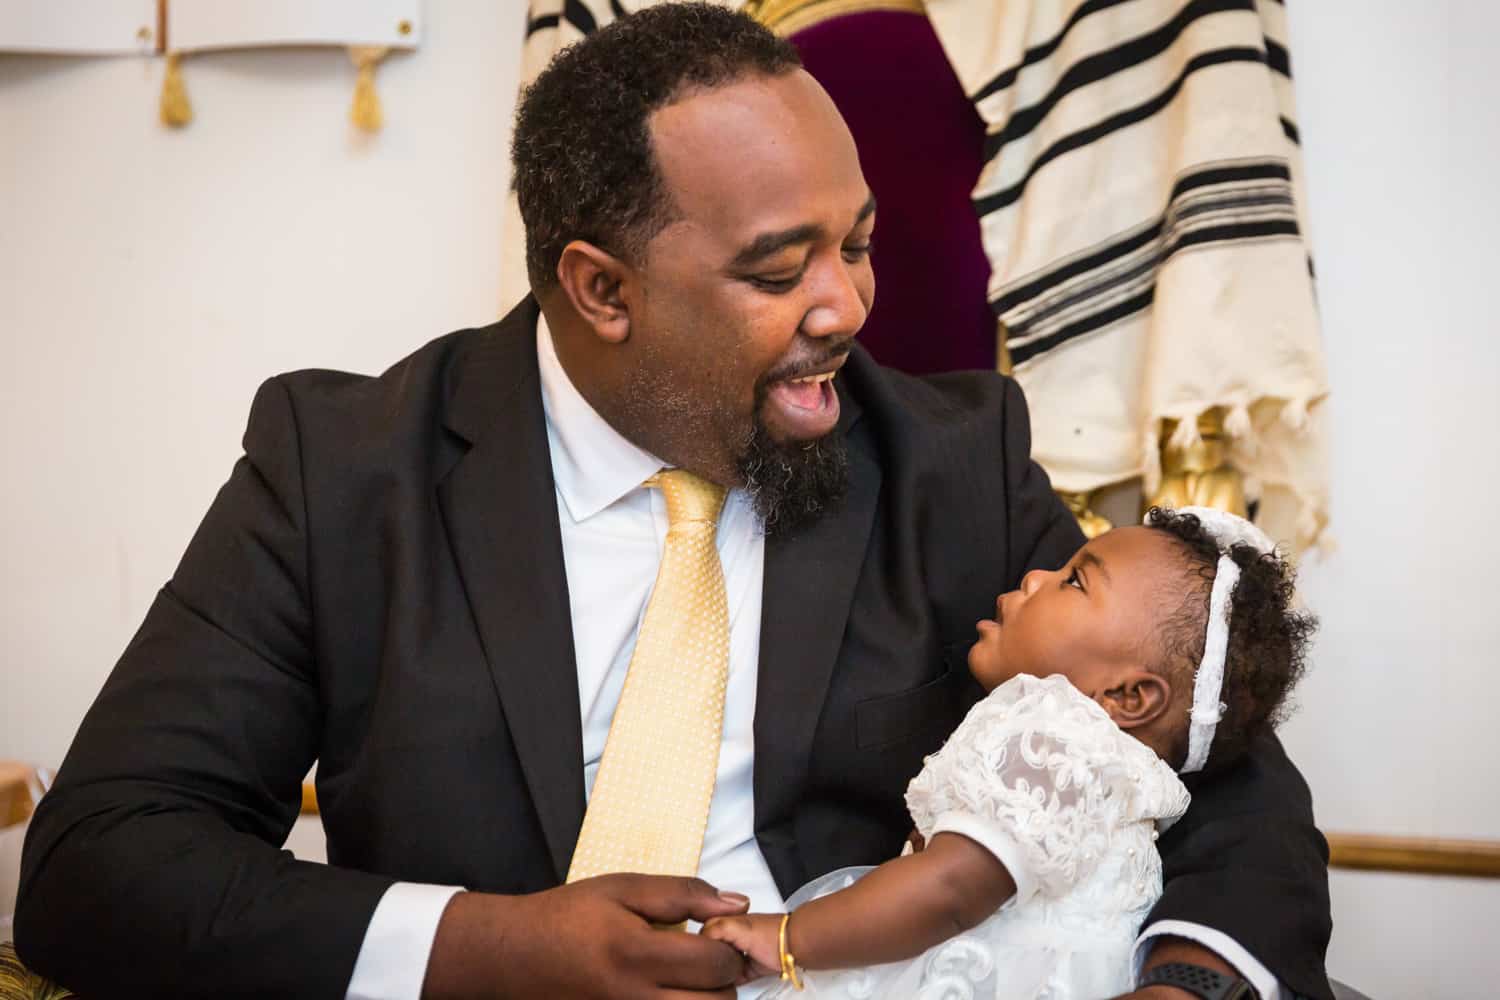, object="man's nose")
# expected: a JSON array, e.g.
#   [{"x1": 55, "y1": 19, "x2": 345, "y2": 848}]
[{"x1": 800, "y1": 256, "x2": 870, "y2": 340}]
